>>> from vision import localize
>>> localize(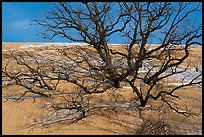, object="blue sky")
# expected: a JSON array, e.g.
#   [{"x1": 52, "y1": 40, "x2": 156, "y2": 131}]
[
  {"x1": 2, "y1": 2, "x2": 54, "y2": 42},
  {"x1": 2, "y1": 2, "x2": 202, "y2": 44}
]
